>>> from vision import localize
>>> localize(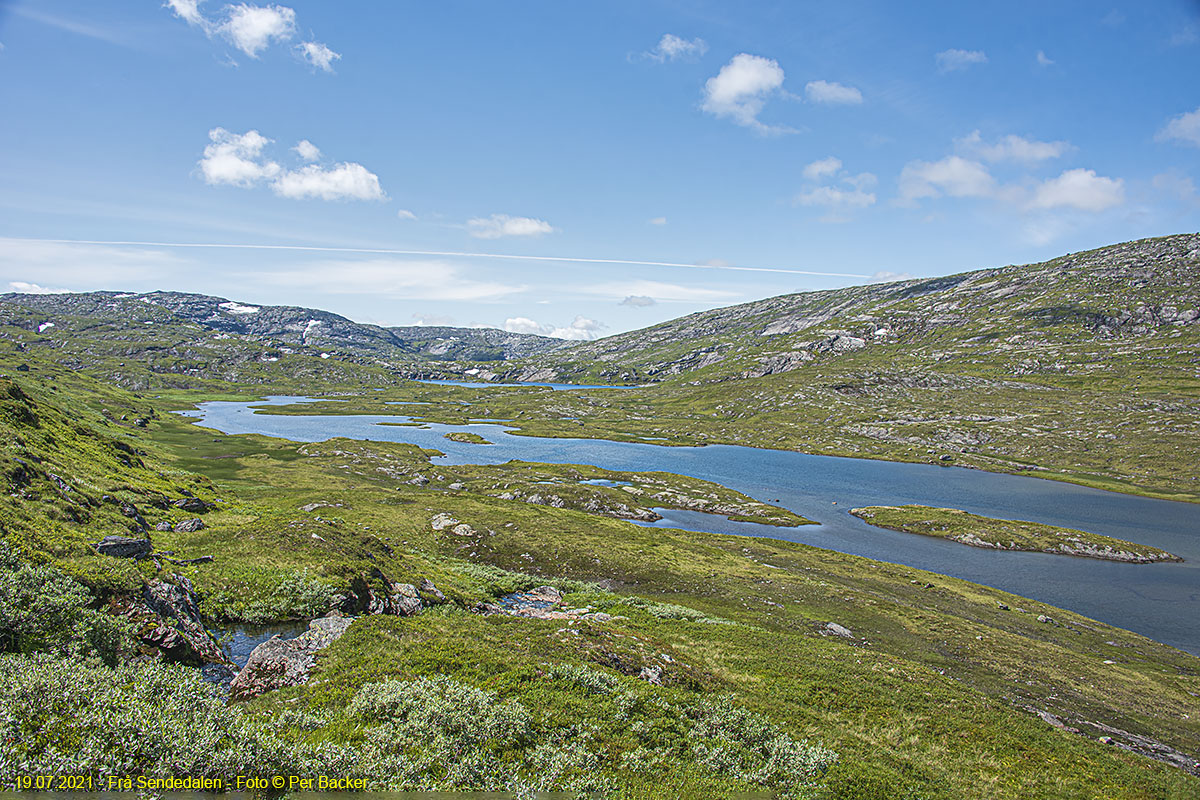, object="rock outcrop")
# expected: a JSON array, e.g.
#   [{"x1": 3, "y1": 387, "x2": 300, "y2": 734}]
[{"x1": 229, "y1": 615, "x2": 354, "y2": 700}]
